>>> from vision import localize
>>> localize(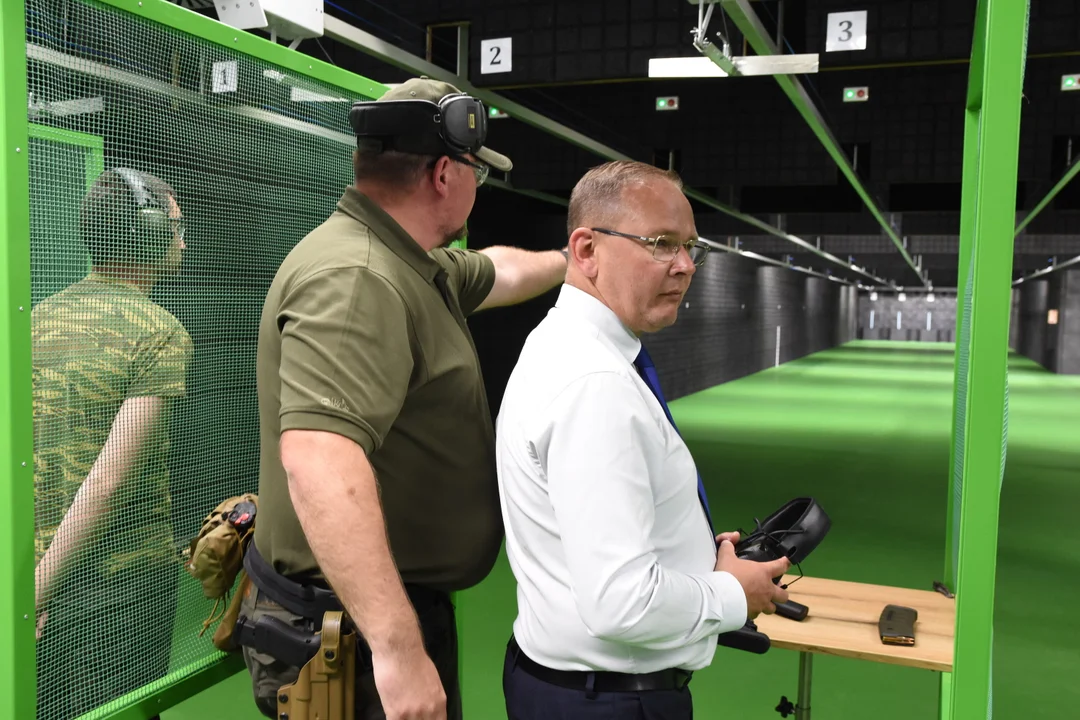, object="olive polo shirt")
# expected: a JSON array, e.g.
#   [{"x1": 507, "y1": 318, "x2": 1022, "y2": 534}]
[{"x1": 254, "y1": 186, "x2": 500, "y2": 592}]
